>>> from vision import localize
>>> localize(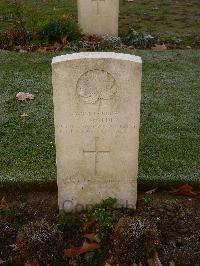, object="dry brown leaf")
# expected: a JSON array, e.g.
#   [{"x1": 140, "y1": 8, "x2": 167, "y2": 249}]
[
  {"x1": 89, "y1": 44, "x2": 97, "y2": 51},
  {"x1": 52, "y1": 6, "x2": 60, "y2": 11},
  {"x1": 64, "y1": 241, "x2": 100, "y2": 257},
  {"x1": 151, "y1": 44, "x2": 167, "y2": 50},
  {"x1": 16, "y1": 92, "x2": 35, "y2": 101},
  {"x1": 0, "y1": 259, "x2": 5, "y2": 264},
  {"x1": 0, "y1": 196, "x2": 8, "y2": 209},
  {"x1": 20, "y1": 113, "x2": 28, "y2": 117},
  {"x1": 105, "y1": 255, "x2": 121, "y2": 266},
  {"x1": 36, "y1": 47, "x2": 47, "y2": 52},
  {"x1": 81, "y1": 35, "x2": 91, "y2": 41},
  {"x1": 114, "y1": 217, "x2": 125, "y2": 236},
  {"x1": 148, "y1": 252, "x2": 162, "y2": 266},
  {"x1": 82, "y1": 216, "x2": 96, "y2": 231},
  {"x1": 84, "y1": 233, "x2": 101, "y2": 243},
  {"x1": 52, "y1": 42, "x2": 62, "y2": 50},
  {"x1": 24, "y1": 259, "x2": 40, "y2": 266},
  {"x1": 79, "y1": 47, "x2": 88, "y2": 52},
  {"x1": 61, "y1": 37, "x2": 67, "y2": 45},
  {"x1": 146, "y1": 188, "x2": 157, "y2": 194},
  {"x1": 170, "y1": 184, "x2": 198, "y2": 196}
]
